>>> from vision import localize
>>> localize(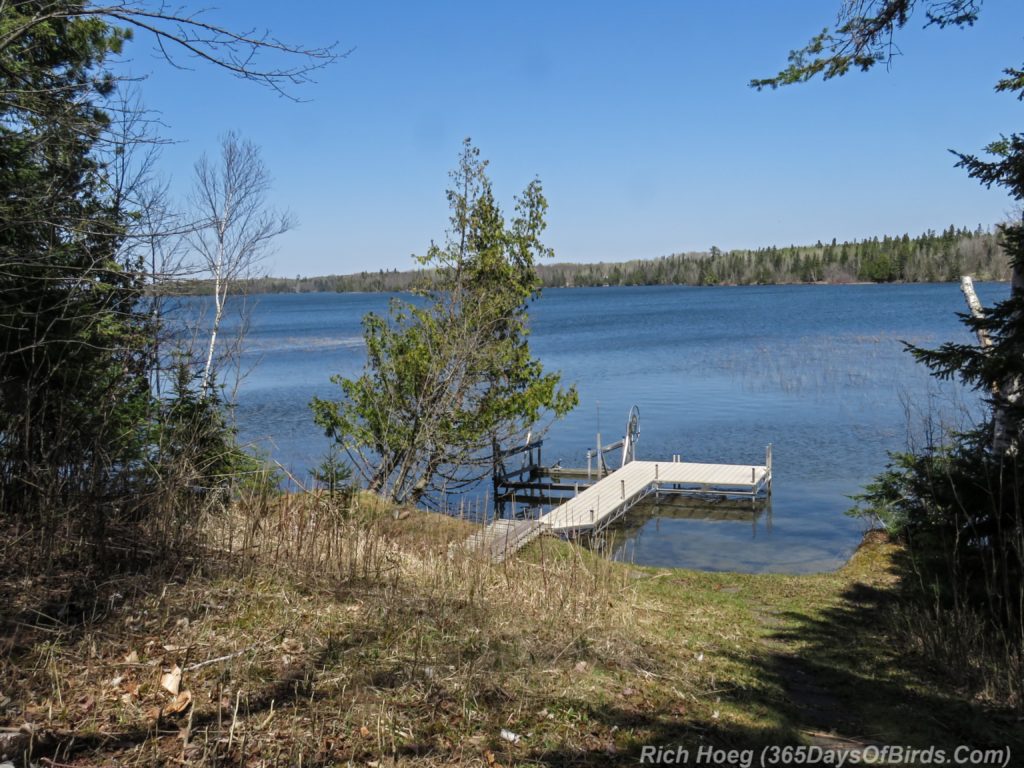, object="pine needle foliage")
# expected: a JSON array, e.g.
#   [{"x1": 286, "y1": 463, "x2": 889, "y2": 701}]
[{"x1": 311, "y1": 140, "x2": 577, "y2": 505}]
